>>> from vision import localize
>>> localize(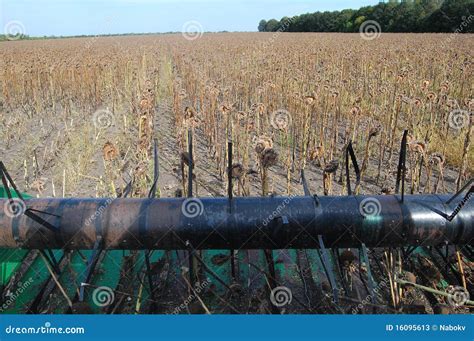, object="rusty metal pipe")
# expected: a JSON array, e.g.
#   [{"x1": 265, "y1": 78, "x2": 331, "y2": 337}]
[{"x1": 0, "y1": 194, "x2": 472, "y2": 250}]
